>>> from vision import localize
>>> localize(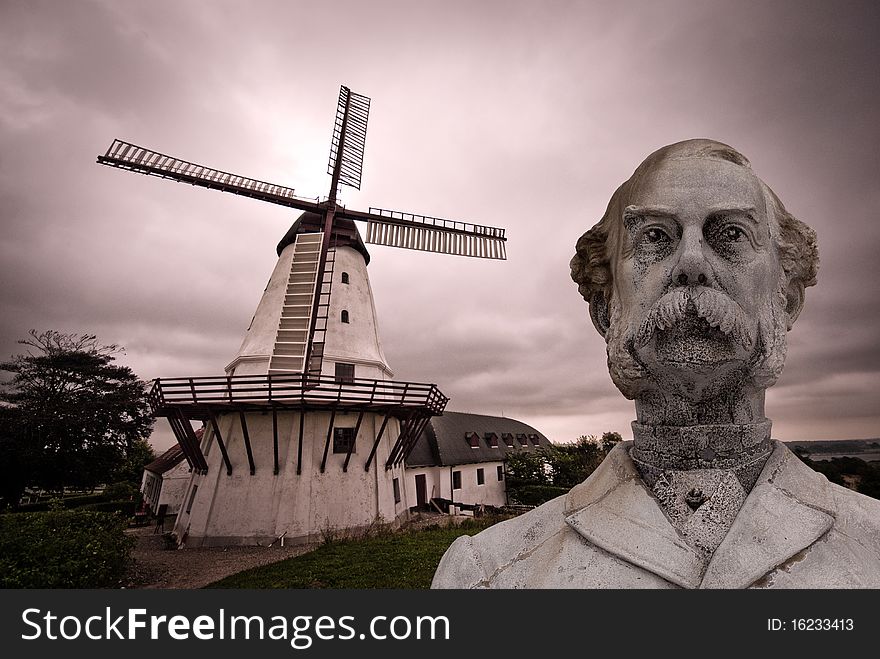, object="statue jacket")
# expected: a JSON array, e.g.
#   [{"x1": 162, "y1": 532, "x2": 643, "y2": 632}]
[{"x1": 431, "y1": 441, "x2": 880, "y2": 588}]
